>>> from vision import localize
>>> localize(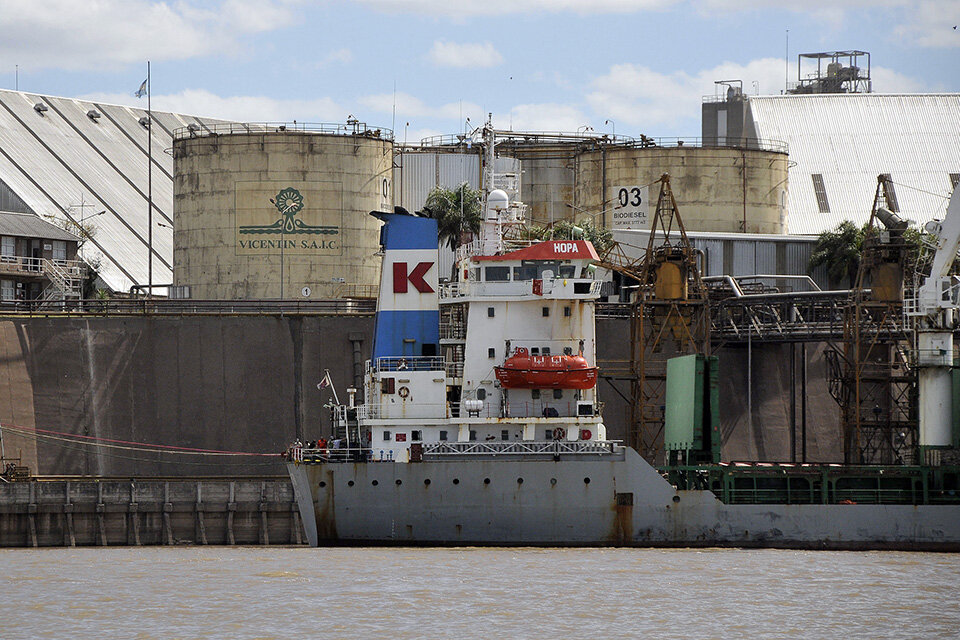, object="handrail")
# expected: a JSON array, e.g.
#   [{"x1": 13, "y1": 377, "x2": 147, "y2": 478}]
[
  {"x1": 173, "y1": 121, "x2": 394, "y2": 141},
  {"x1": 0, "y1": 297, "x2": 377, "y2": 316}
]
